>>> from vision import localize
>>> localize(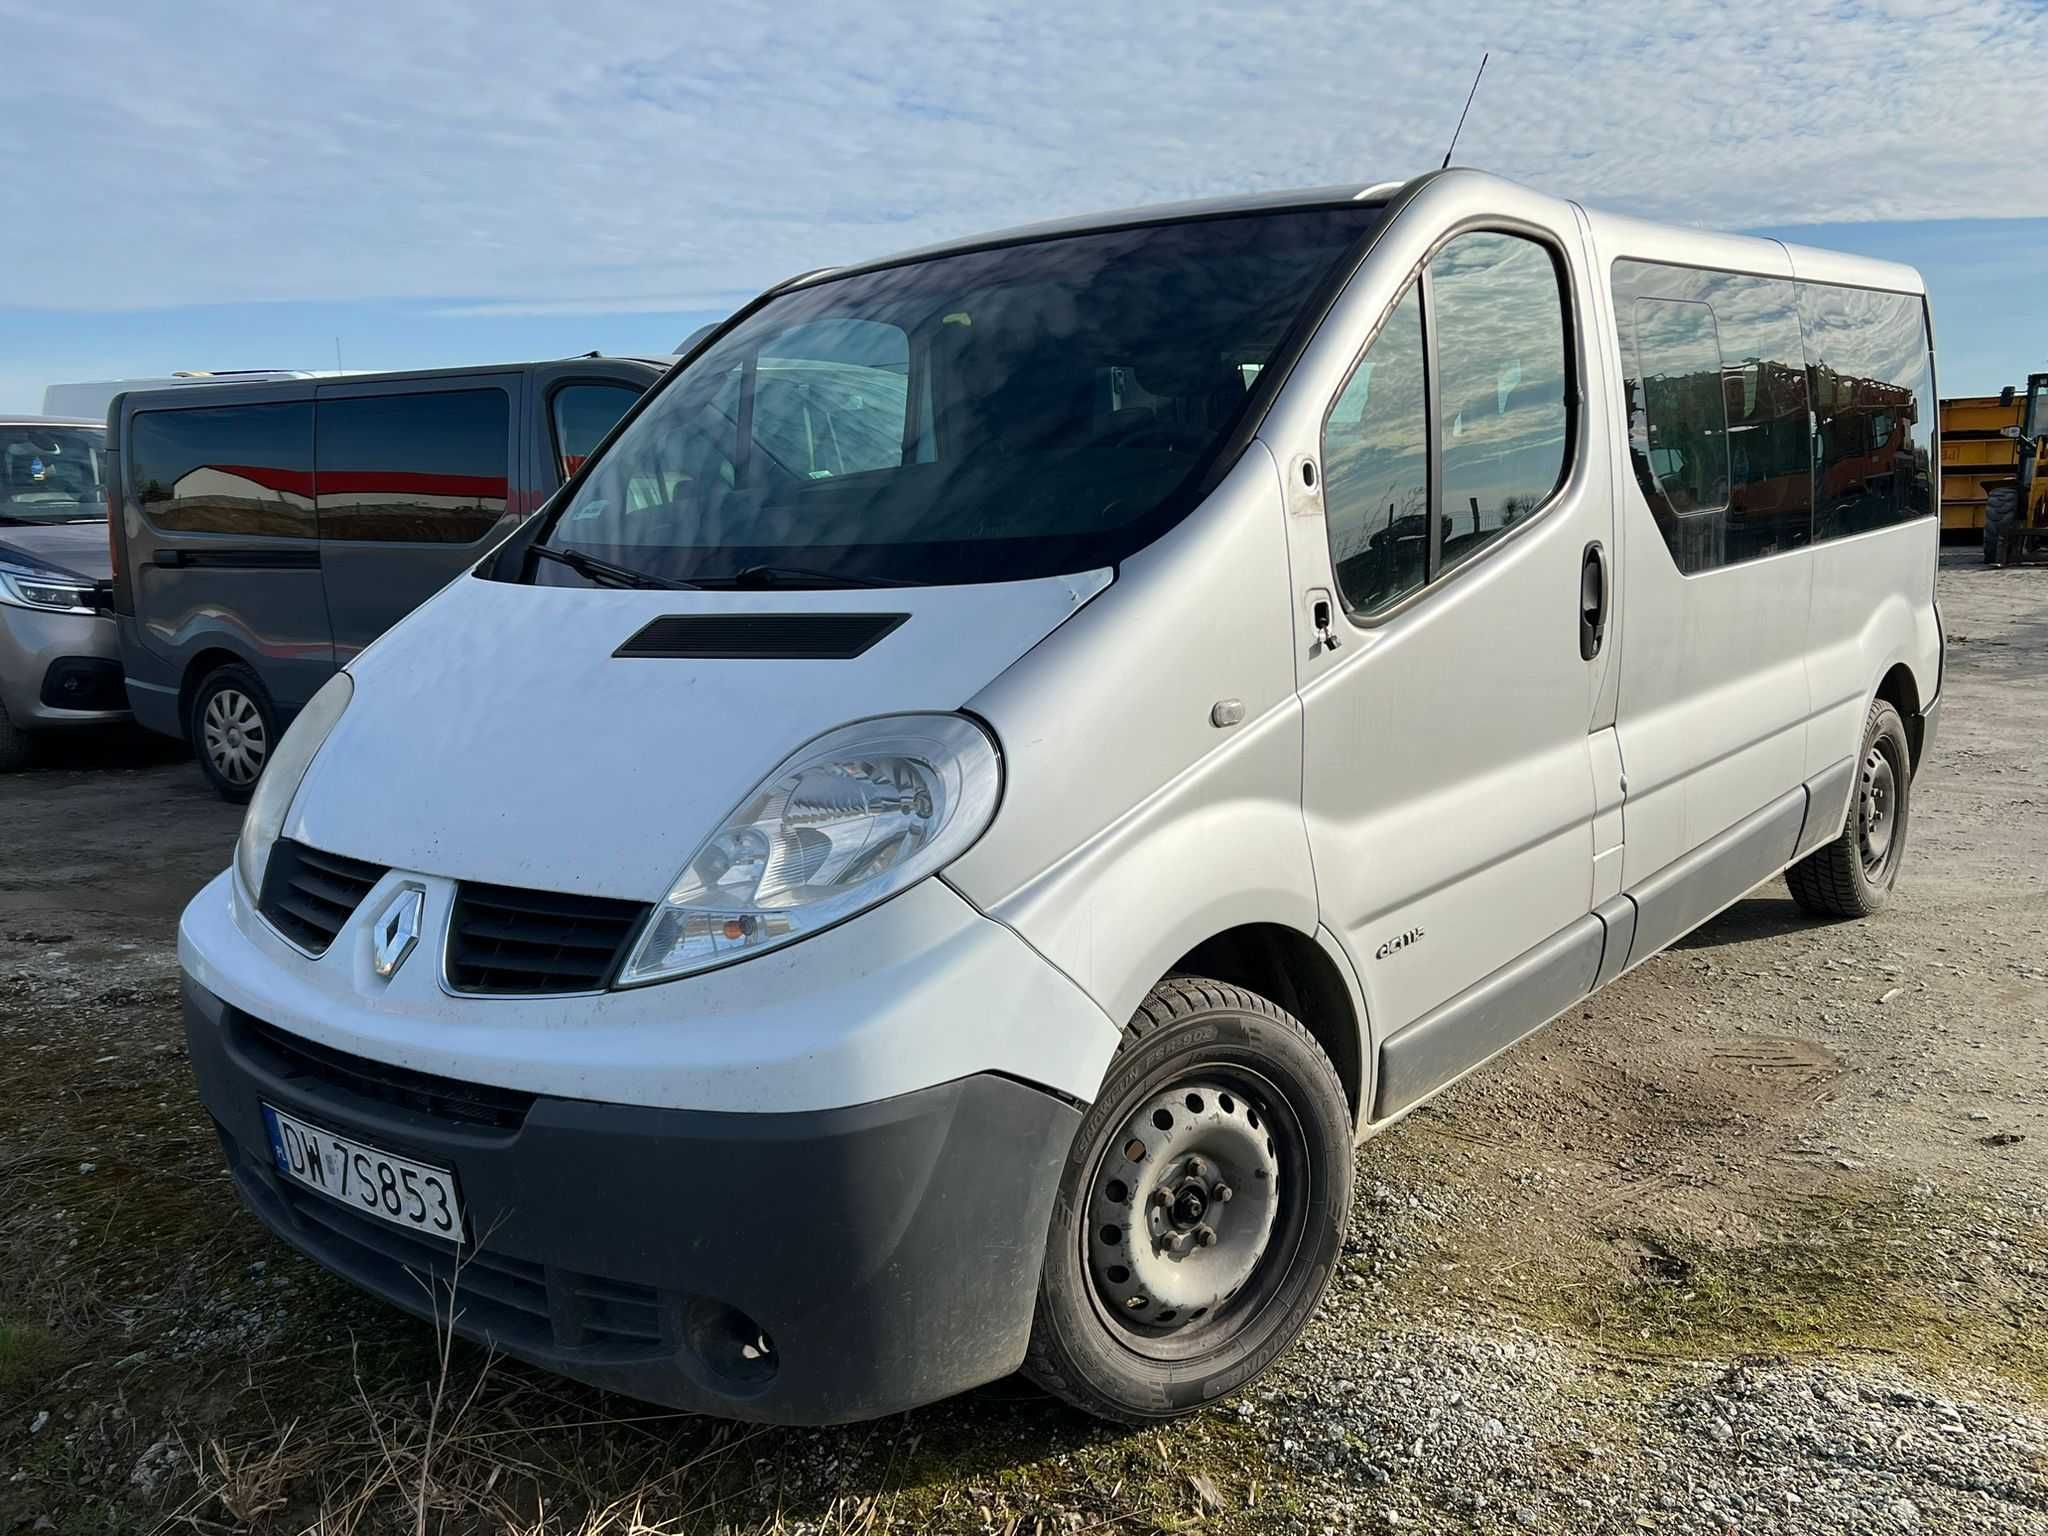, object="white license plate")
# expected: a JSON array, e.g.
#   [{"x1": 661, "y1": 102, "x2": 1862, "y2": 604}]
[{"x1": 262, "y1": 1104, "x2": 464, "y2": 1242}]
